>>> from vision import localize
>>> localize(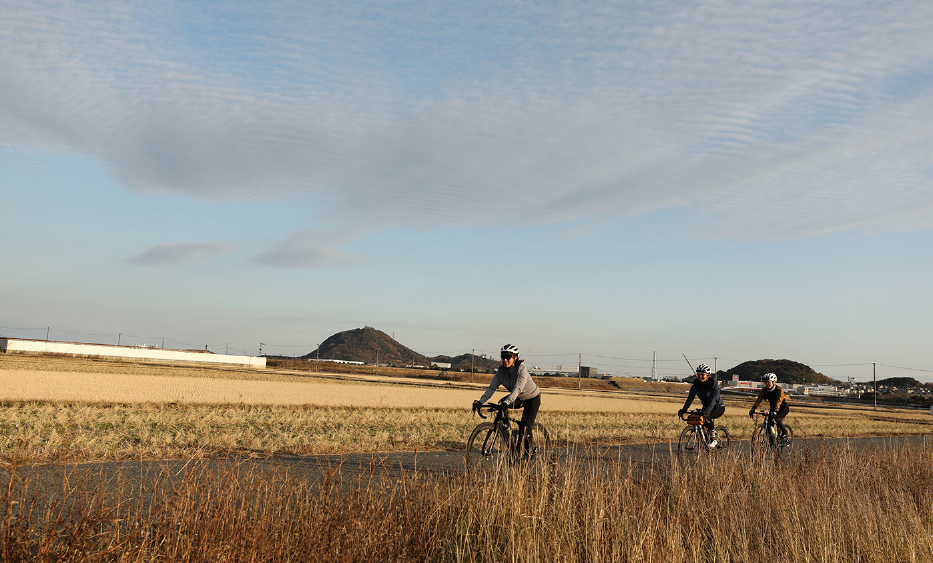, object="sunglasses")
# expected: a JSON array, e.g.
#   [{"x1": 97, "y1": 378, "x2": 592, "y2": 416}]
[{"x1": 501, "y1": 353, "x2": 516, "y2": 360}]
